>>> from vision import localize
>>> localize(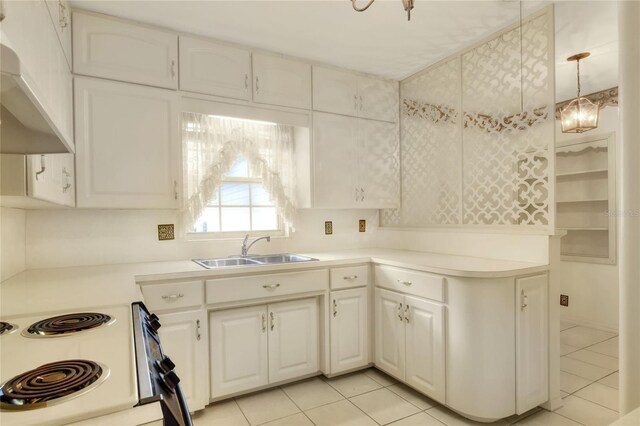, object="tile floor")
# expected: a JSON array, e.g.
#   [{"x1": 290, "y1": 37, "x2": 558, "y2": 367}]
[{"x1": 191, "y1": 323, "x2": 619, "y2": 426}]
